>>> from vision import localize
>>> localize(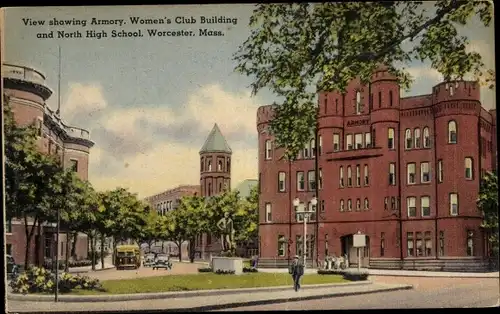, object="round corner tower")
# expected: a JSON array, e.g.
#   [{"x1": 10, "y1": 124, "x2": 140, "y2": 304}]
[{"x1": 199, "y1": 123, "x2": 232, "y2": 197}]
